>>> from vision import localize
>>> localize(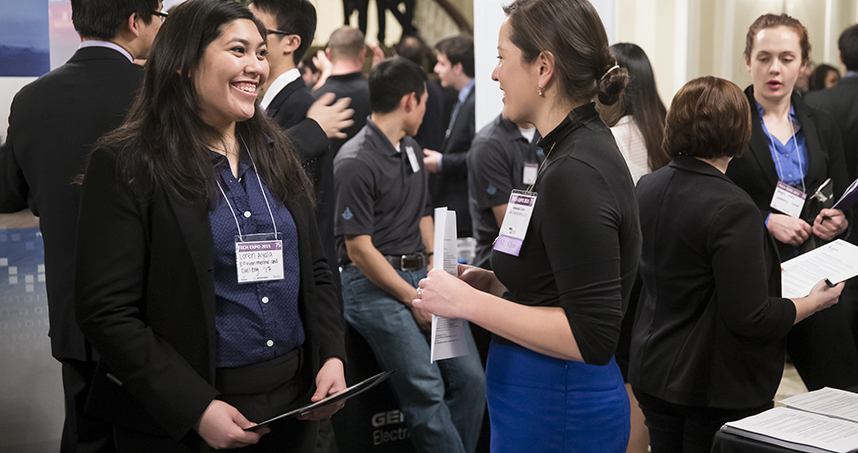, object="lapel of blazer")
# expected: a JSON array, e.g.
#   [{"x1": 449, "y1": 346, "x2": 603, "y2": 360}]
[
  {"x1": 792, "y1": 93, "x2": 825, "y2": 189},
  {"x1": 745, "y1": 87, "x2": 782, "y2": 189},
  {"x1": 166, "y1": 192, "x2": 217, "y2": 359},
  {"x1": 266, "y1": 78, "x2": 303, "y2": 118},
  {"x1": 441, "y1": 86, "x2": 476, "y2": 154},
  {"x1": 283, "y1": 197, "x2": 313, "y2": 315}
]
